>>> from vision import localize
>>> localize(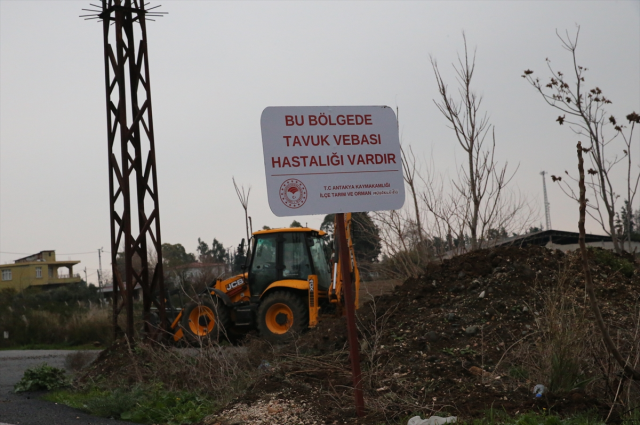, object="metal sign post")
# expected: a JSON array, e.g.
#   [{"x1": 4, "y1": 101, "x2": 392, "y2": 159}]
[{"x1": 336, "y1": 212, "x2": 365, "y2": 416}]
